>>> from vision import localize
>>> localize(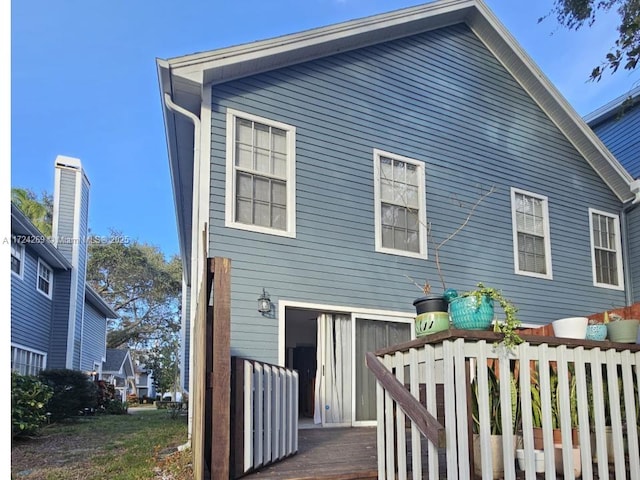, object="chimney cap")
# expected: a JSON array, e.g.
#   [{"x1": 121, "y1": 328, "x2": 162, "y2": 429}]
[{"x1": 55, "y1": 155, "x2": 82, "y2": 169}]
